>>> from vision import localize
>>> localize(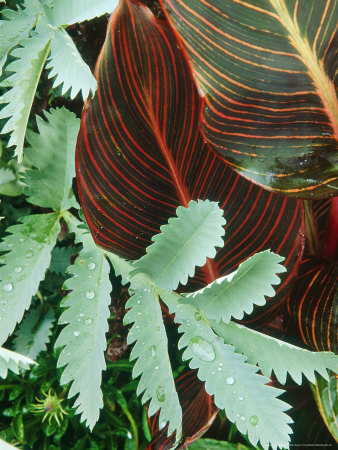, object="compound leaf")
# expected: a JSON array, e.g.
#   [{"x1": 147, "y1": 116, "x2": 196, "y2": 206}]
[
  {"x1": 0, "y1": 346, "x2": 36, "y2": 379},
  {"x1": 183, "y1": 251, "x2": 285, "y2": 322},
  {"x1": 55, "y1": 231, "x2": 112, "y2": 430},
  {"x1": 0, "y1": 213, "x2": 60, "y2": 345},
  {"x1": 46, "y1": 29, "x2": 96, "y2": 100},
  {"x1": 133, "y1": 200, "x2": 225, "y2": 290},
  {"x1": 0, "y1": 31, "x2": 52, "y2": 161},
  {"x1": 47, "y1": 0, "x2": 119, "y2": 27},
  {"x1": 160, "y1": 289, "x2": 292, "y2": 450},
  {"x1": 210, "y1": 321, "x2": 338, "y2": 385},
  {"x1": 13, "y1": 305, "x2": 55, "y2": 360},
  {"x1": 24, "y1": 107, "x2": 80, "y2": 211}
]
